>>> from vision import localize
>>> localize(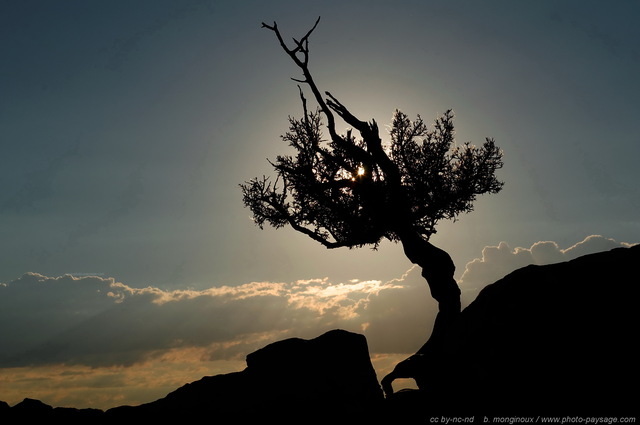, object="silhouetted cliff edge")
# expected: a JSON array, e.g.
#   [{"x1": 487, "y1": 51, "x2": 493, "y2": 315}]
[
  {"x1": 397, "y1": 244, "x2": 638, "y2": 417},
  {"x1": 2, "y1": 246, "x2": 638, "y2": 421}
]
